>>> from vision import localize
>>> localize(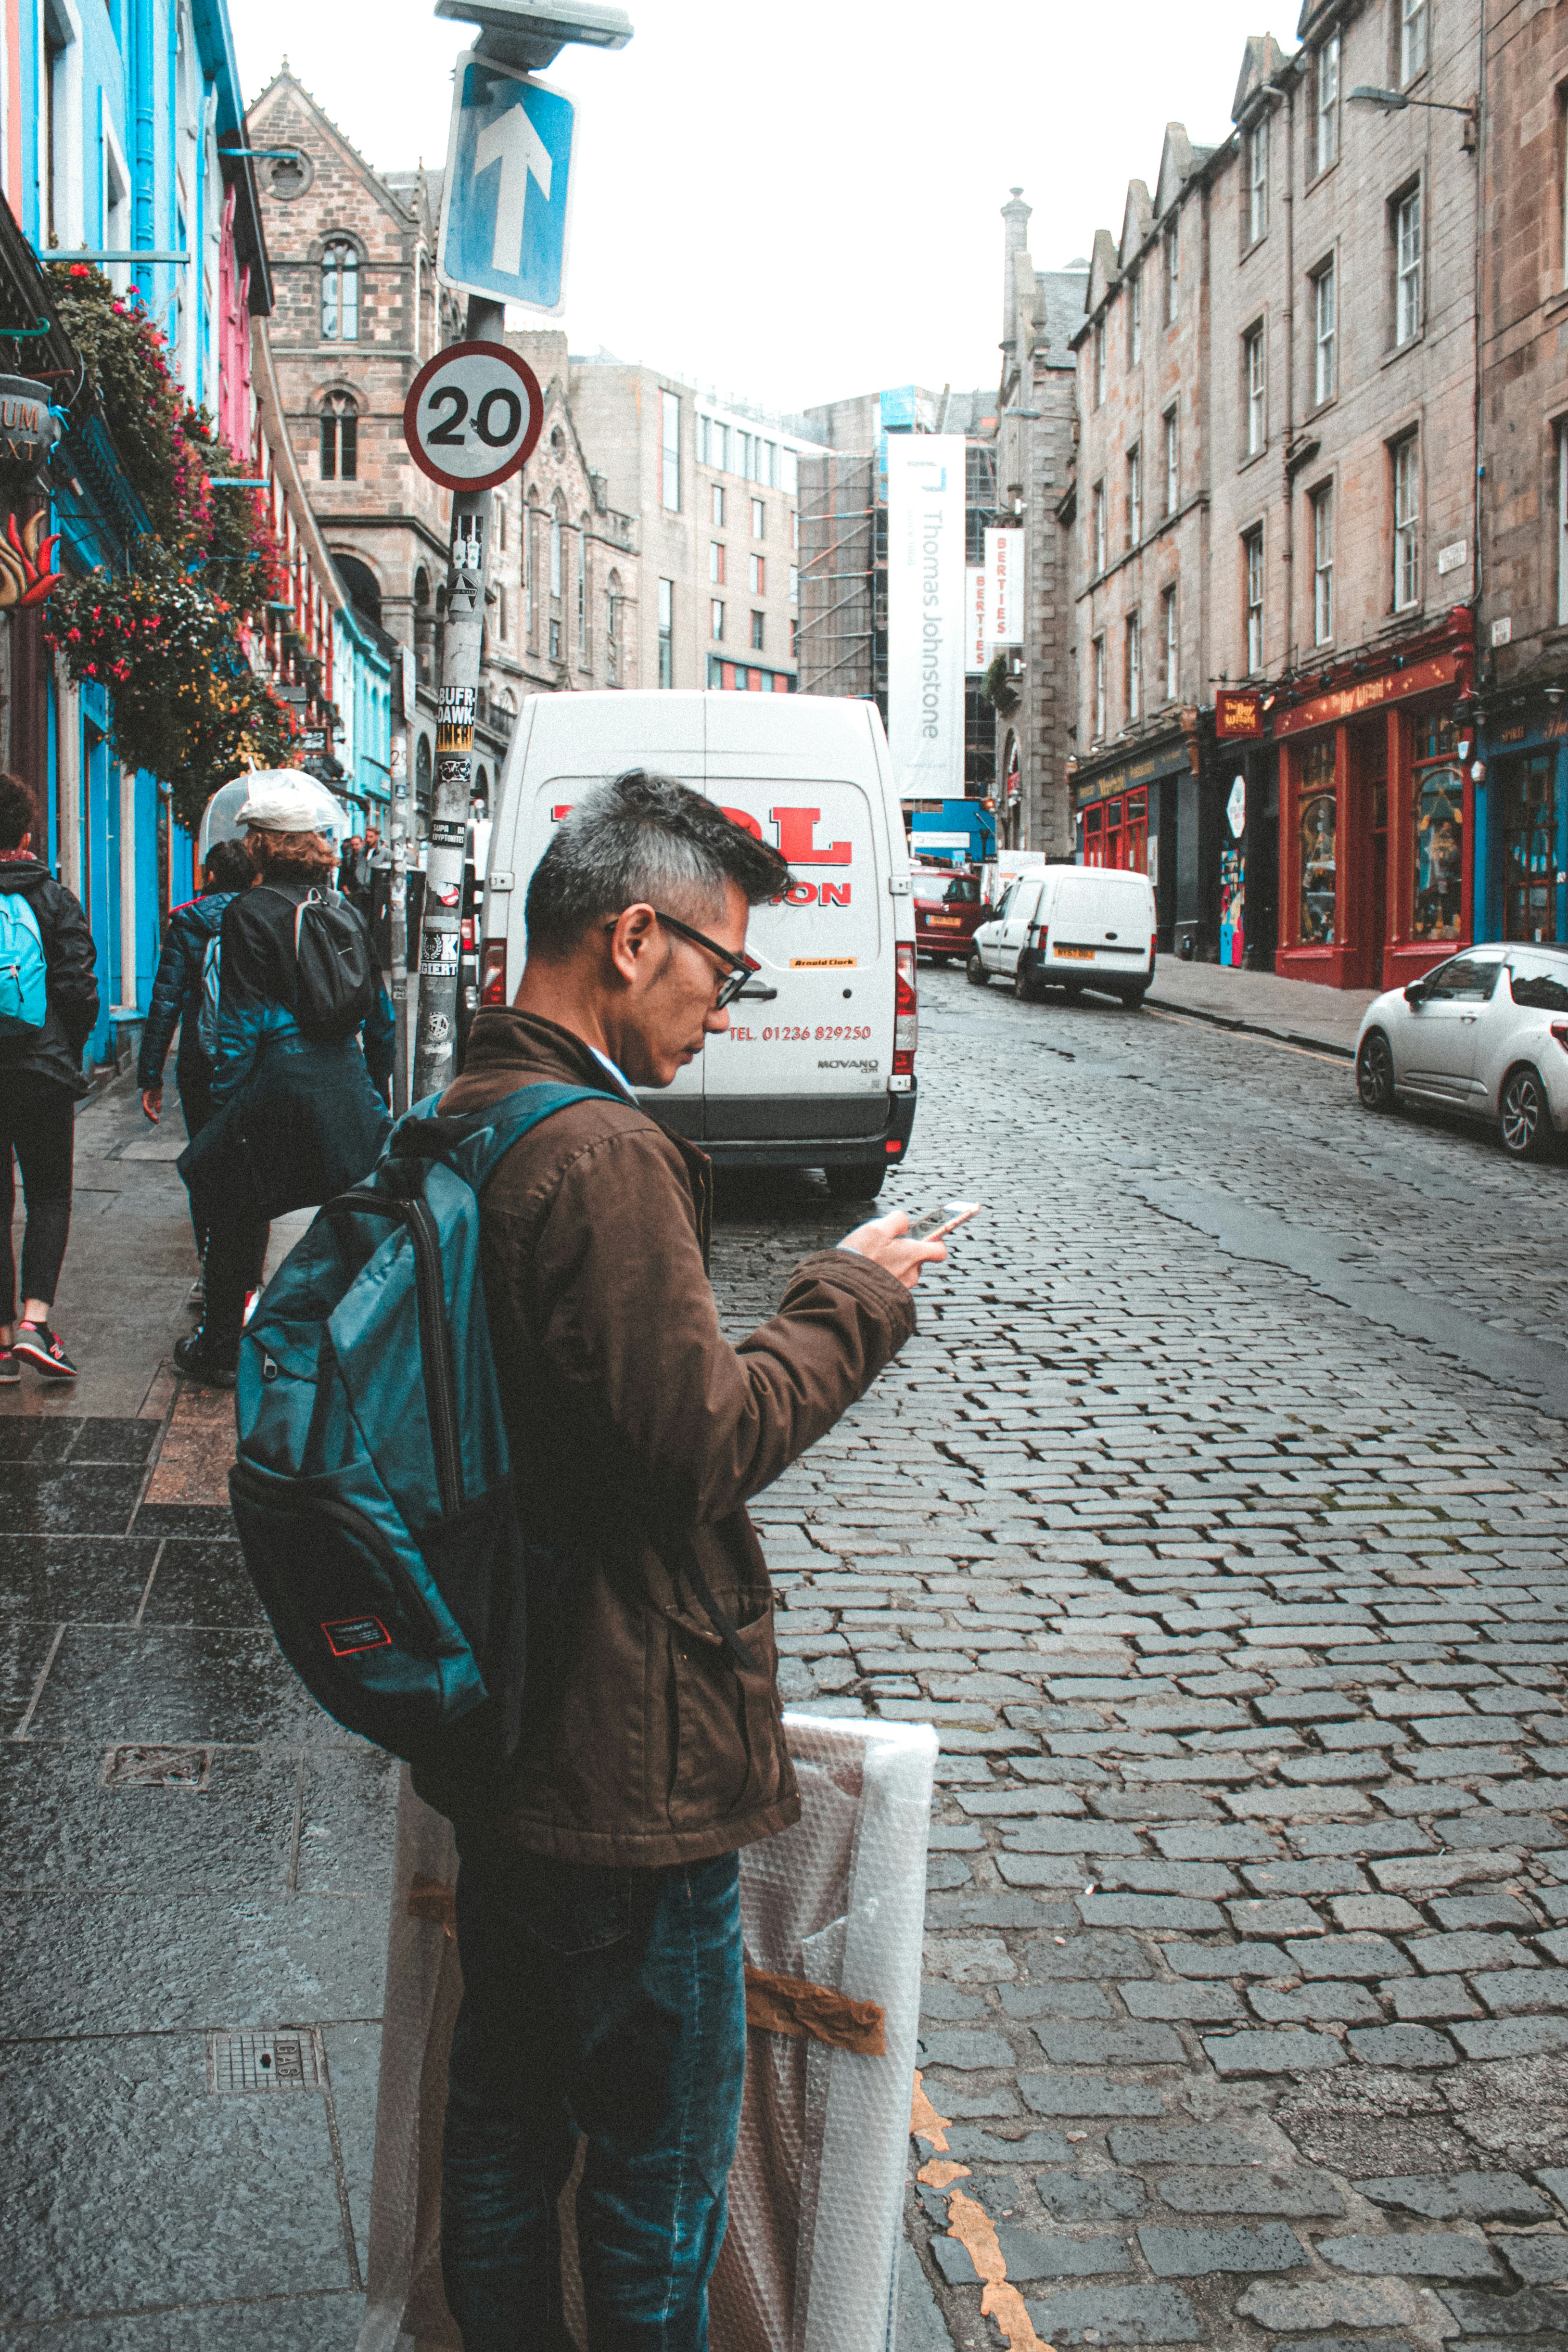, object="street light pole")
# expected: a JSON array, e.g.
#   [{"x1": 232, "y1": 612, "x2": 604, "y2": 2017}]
[{"x1": 410, "y1": 293, "x2": 505, "y2": 1104}]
